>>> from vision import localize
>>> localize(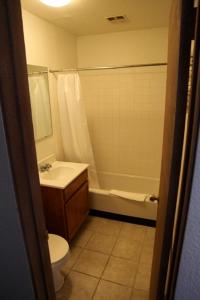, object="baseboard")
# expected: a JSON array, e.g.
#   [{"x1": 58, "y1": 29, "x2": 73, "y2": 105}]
[{"x1": 89, "y1": 209, "x2": 156, "y2": 227}]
